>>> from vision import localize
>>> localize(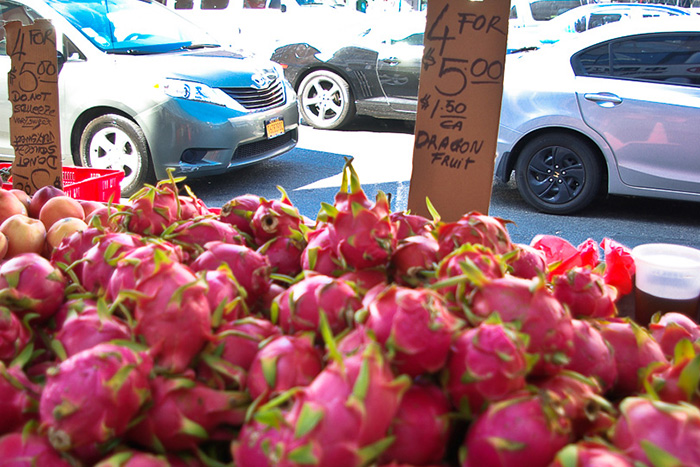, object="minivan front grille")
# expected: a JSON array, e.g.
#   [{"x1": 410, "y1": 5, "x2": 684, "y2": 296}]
[{"x1": 221, "y1": 79, "x2": 286, "y2": 111}]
